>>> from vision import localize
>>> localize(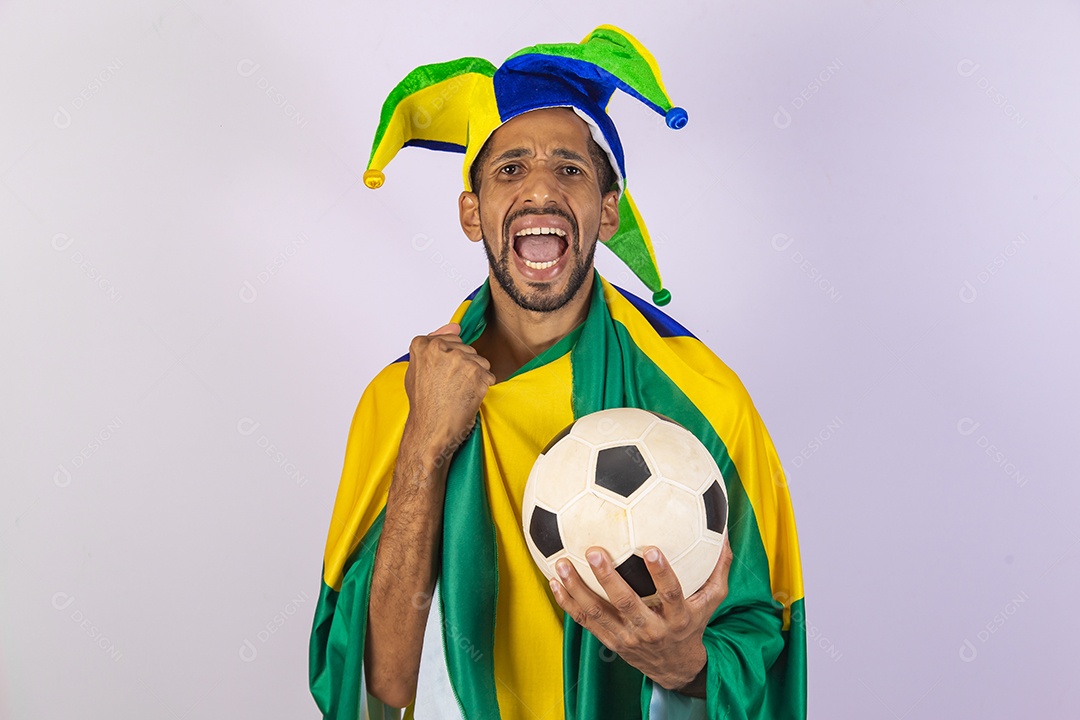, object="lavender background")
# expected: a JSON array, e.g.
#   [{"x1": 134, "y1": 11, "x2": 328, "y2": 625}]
[{"x1": 2, "y1": 1, "x2": 1078, "y2": 718}]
